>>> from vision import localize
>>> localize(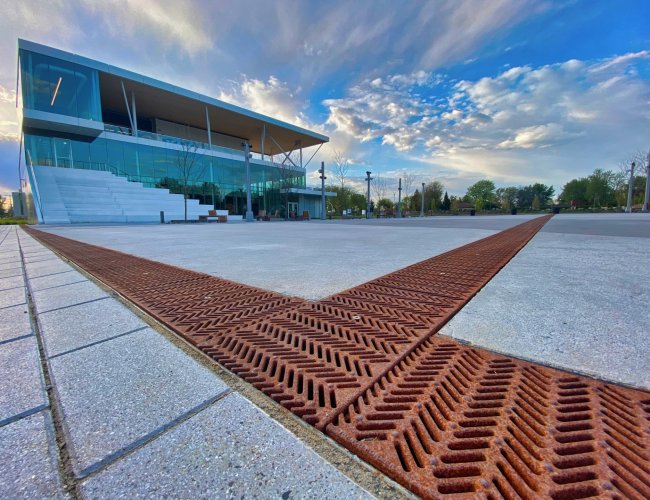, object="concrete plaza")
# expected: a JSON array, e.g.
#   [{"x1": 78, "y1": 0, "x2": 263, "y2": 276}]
[{"x1": 1, "y1": 212, "x2": 648, "y2": 498}]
